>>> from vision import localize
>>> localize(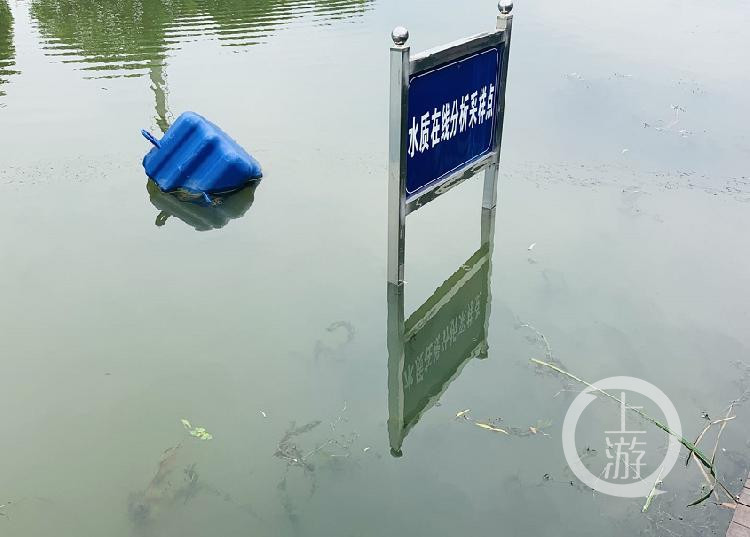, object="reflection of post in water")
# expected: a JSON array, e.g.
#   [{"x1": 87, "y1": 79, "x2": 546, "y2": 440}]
[
  {"x1": 387, "y1": 208, "x2": 496, "y2": 456},
  {"x1": 0, "y1": 0, "x2": 18, "y2": 97},
  {"x1": 146, "y1": 180, "x2": 258, "y2": 232}
]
